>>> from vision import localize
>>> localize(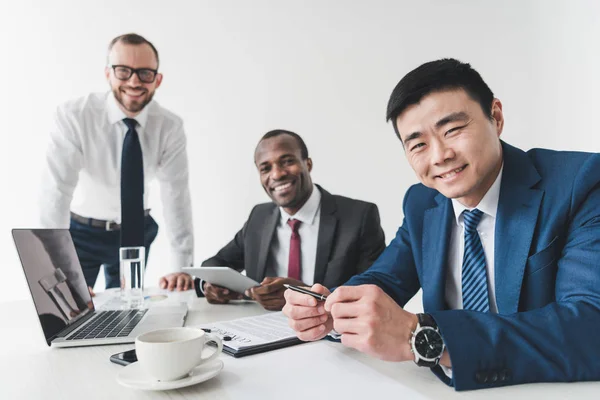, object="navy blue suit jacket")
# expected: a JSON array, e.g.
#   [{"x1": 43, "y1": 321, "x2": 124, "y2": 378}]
[{"x1": 344, "y1": 141, "x2": 600, "y2": 390}]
